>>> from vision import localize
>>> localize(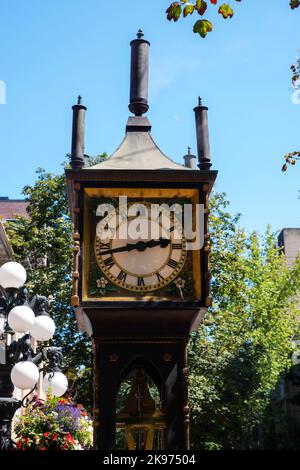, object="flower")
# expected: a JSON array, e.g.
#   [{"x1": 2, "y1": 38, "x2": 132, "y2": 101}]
[
  {"x1": 96, "y1": 277, "x2": 108, "y2": 289},
  {"x1": 174, "y1": 277, "x2": 185, "y2": 289},
  {"x1": 174, "y1": 277, "x2": 185, "y2": 299},
  {"x1": 65, "y1": 433, "x2": 75, "y2": 444},
  {"x1": 14, "y1": 396, "x2": 93, "y2": 451}
]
